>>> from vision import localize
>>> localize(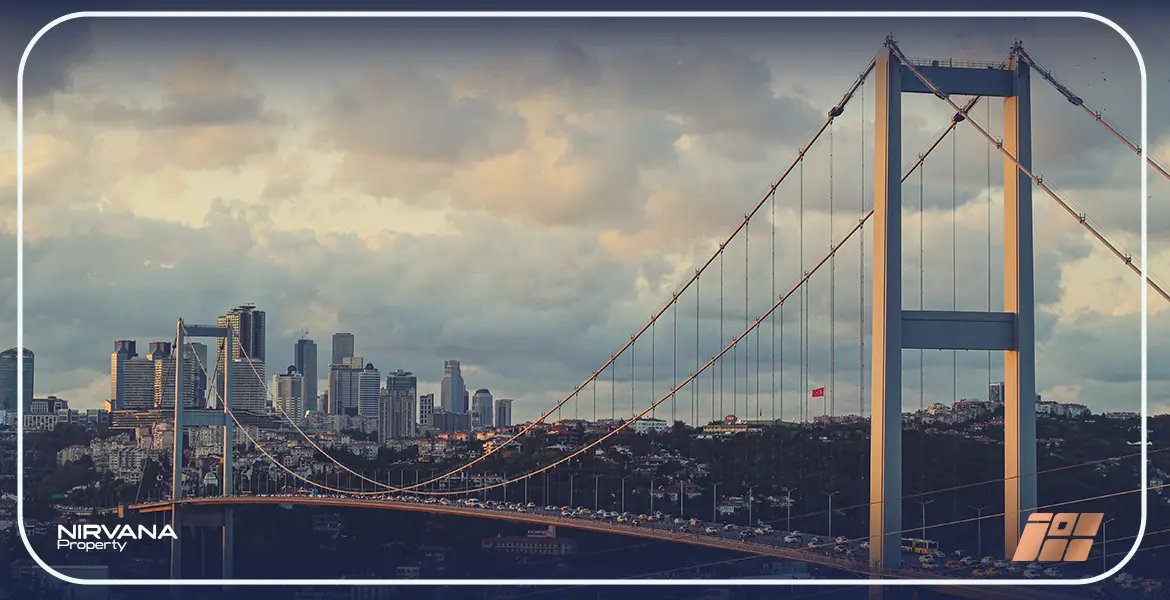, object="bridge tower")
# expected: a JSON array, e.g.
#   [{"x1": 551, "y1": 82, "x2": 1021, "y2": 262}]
[
  {"x1": 170, "y1": 319, "x2": 236, "y2": 581},
  {"x1": 869, "y1": 39, "x2": 1036, "y2": 574}
]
